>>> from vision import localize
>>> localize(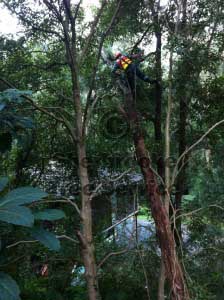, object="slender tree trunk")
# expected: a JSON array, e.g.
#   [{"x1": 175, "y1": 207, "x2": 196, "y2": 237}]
[
  {"x1": 123, "y1": 88, "x2": 188, "y2": 300},
  {"x1": 174, "y1": 96, "x2": 187, "y2": 246},
  {"x1": 77, "y1": 142, "x2": 100, "y2": 300},
  {"x1": 71, "y1": 71, "x2": 100, "y2": 300},
  {"x1": 173, "y1": 0, "x2": 188, "y2": 247},
  {"x1": 60, "y1": 1, "x2": 101, "y2": 294},
  {"x1": 158, "y1": 49, "x2": 174, "y2": 300},
  {"x1": 154, "y1": 25, "x2": 166, "y2": 300},
  {"x1": 154, "y1": 25, "x2": 163, "y2": 178},
  {"x1": 158, "y1": 262, "x2": 166, "y2": 300},
  {"x1": 60, "y1": 0, "x2": 122, "y2": 297},
  {"x1": 148, "y1": 5, "x2": 167, "y2": 297},
  {"x1": 149, "y1": 0, "x2": 163, "y2": 178}
]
